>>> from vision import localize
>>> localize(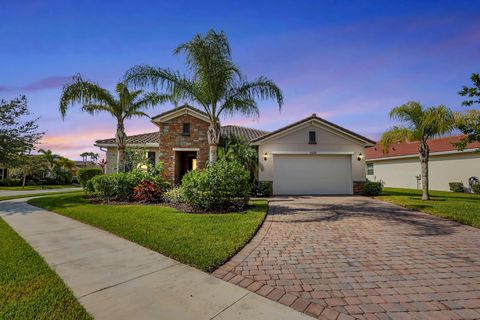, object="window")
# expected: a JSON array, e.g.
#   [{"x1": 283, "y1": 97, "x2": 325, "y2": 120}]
[
  {"x1": 147, "y1": 151, "x2": 156, "y2": 167},
  {"x1": 308, "y1": 131, "x2": 316, "y2": 144},
  {"x1": 367, "y1": 163, "x2": 374, "y2": 175},
  {"x1": 182, "y1": 123, "x2": 190, "y2": 136}
]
